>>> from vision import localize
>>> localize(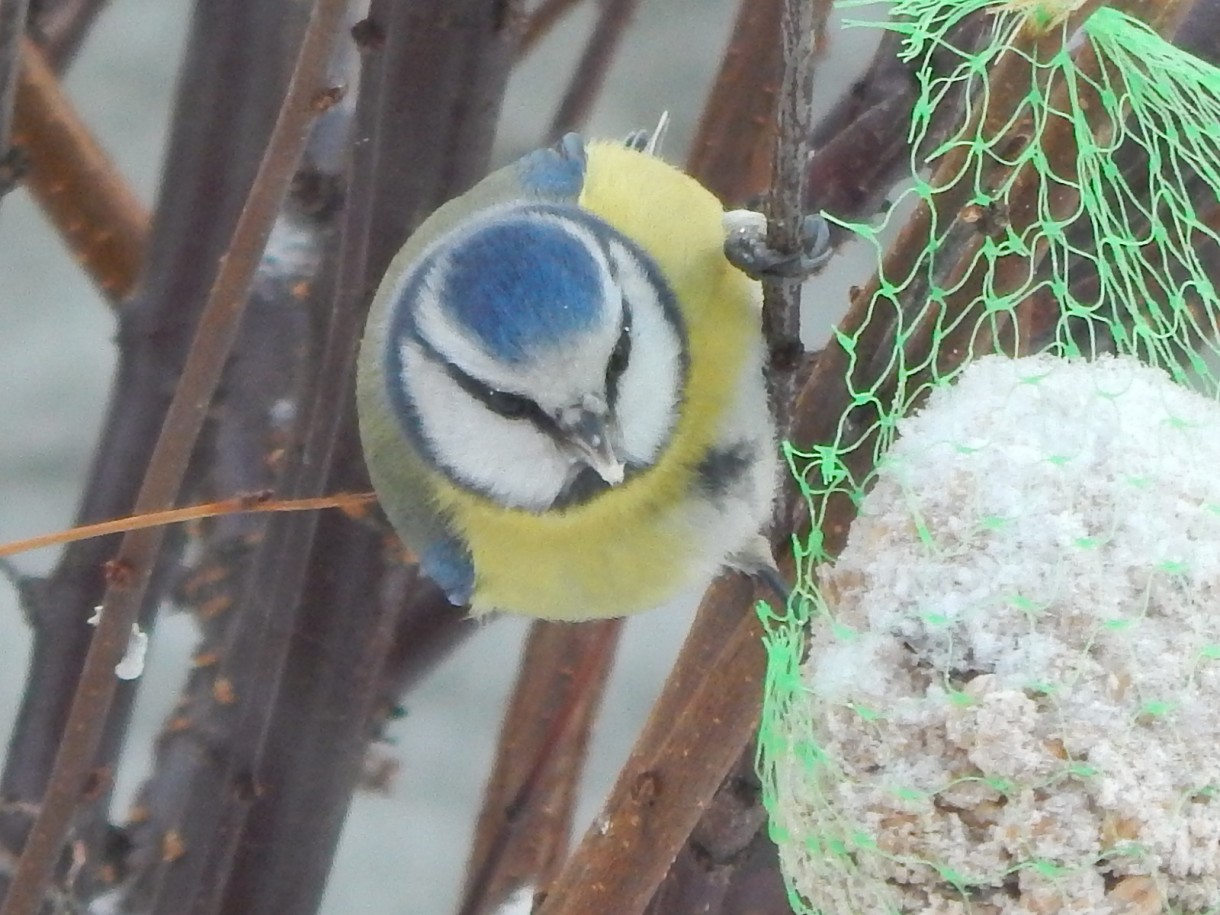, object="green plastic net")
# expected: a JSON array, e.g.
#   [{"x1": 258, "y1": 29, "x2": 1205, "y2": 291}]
[{"x1": 758, "y1": 2, "x2": 1220, "y2": 912}]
